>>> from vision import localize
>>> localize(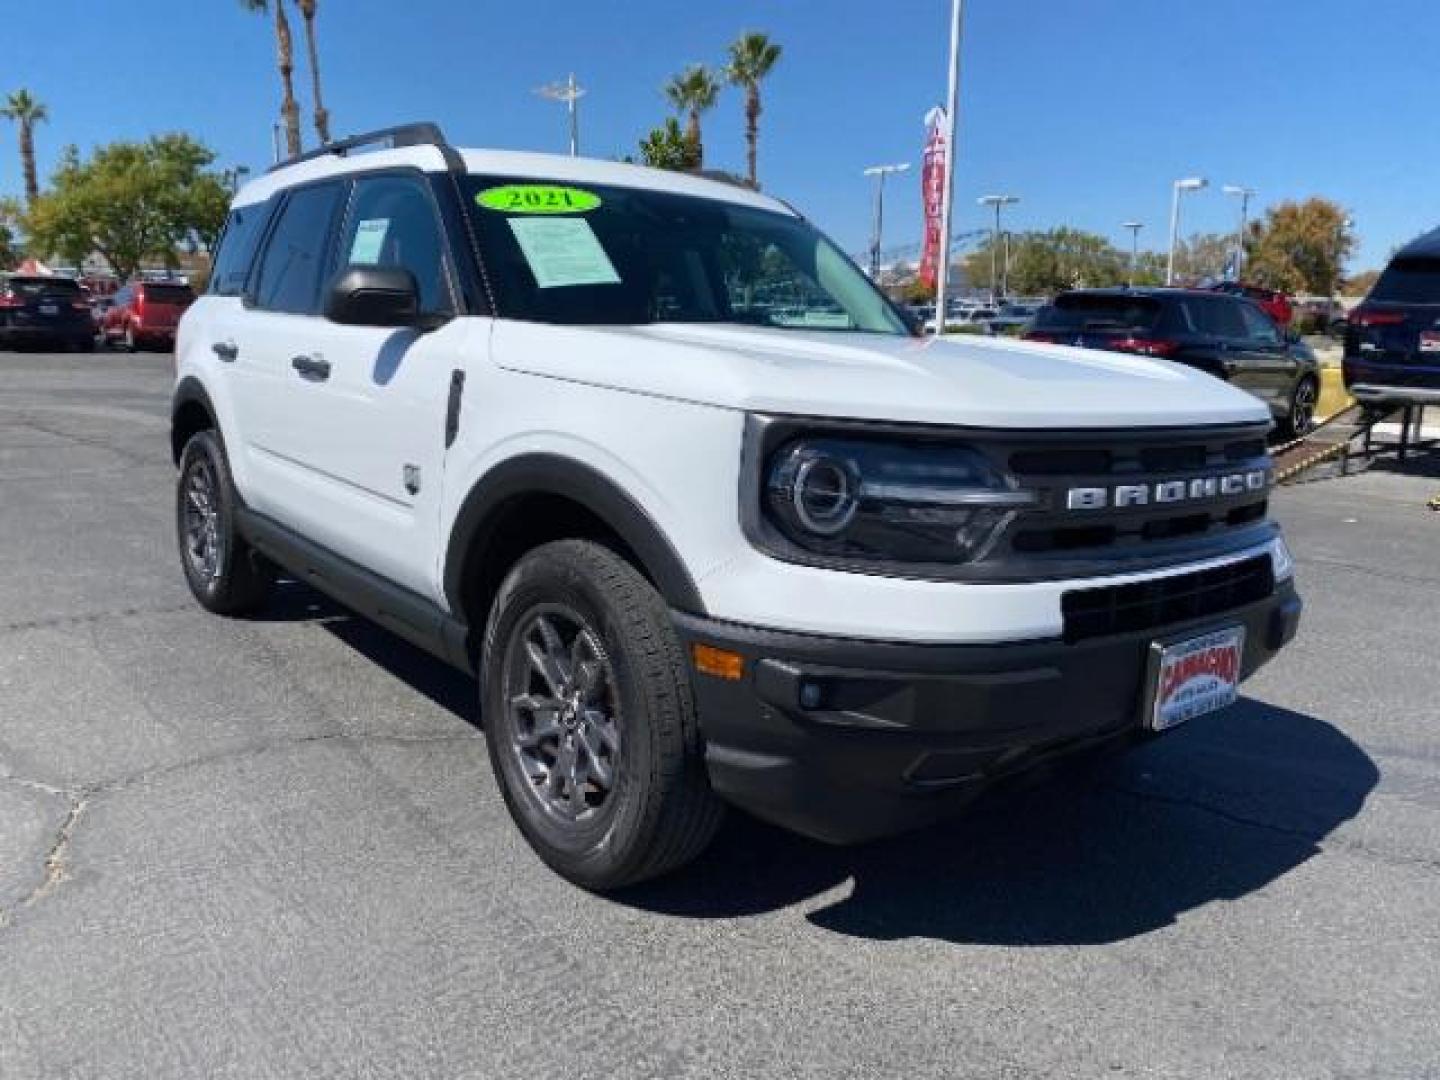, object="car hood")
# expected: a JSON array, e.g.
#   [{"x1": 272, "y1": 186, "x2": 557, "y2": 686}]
[{"x1": 492, "y1": 322, "x2": 1272, "y2": 429}]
